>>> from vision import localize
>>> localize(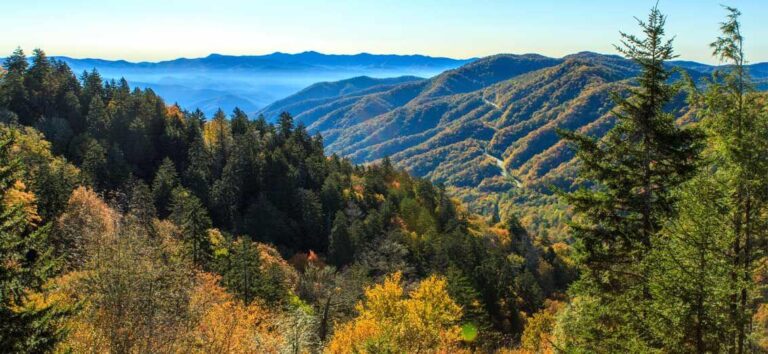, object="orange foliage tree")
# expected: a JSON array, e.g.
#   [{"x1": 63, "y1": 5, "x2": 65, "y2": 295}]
[{"x1": 189, "y1": 272, "x2": 283, "y2": 353}]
